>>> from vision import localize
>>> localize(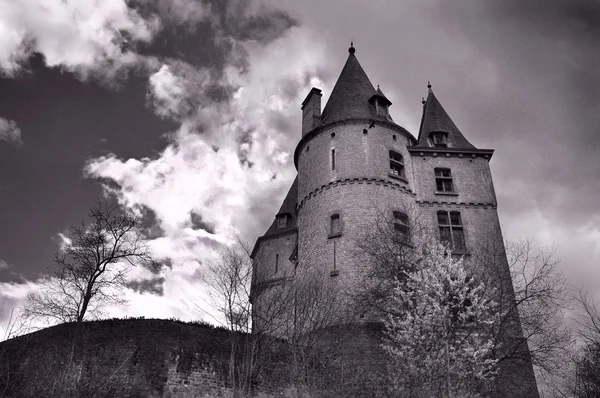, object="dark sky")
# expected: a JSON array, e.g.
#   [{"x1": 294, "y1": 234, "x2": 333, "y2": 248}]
[{"x1": 1, "y1": 0, "x2": 599, "y2": 330}]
